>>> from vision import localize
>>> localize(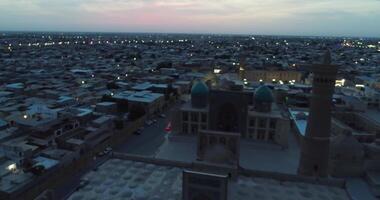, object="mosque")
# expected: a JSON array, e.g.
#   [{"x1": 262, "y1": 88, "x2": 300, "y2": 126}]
[{"x1": 173, "y1": 78, "x2": 290, "y2": 148}]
